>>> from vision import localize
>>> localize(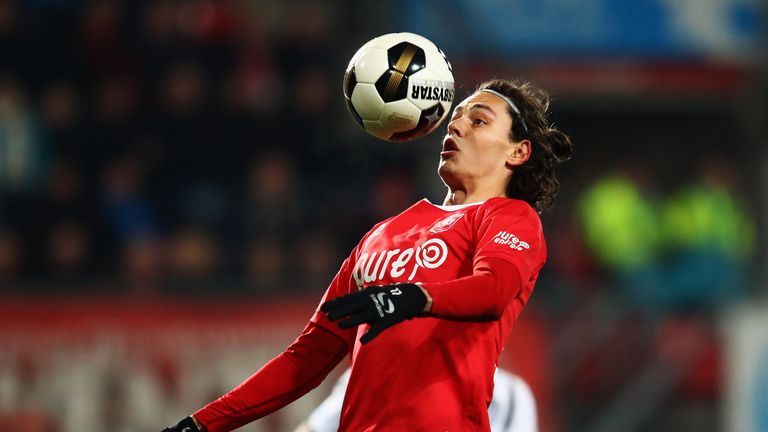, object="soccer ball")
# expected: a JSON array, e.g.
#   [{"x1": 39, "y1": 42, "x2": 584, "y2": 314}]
[{"x1": 343, "y1": 32, "x2": 454, "y2": 142}]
